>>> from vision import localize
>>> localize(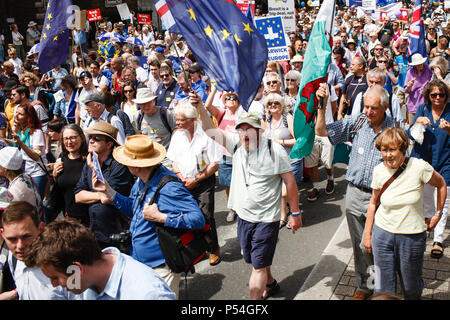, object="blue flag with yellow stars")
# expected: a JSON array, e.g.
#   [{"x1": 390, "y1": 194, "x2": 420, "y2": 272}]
[
  {"x1": 156, "y1": 0, "x2": 268, "y2": 111},
  {"x1": 38, "y1": 0, "x2": 73, "y2": 74}
]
